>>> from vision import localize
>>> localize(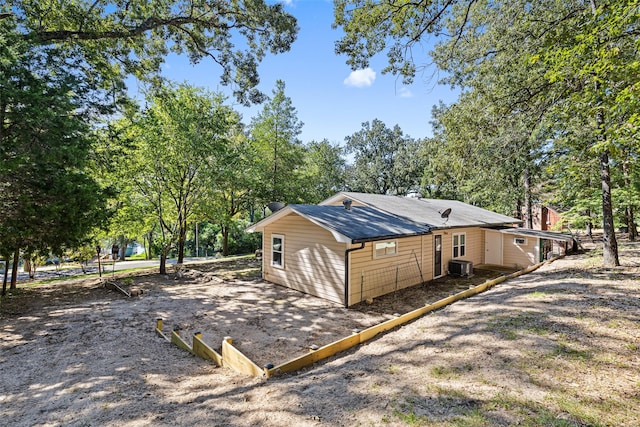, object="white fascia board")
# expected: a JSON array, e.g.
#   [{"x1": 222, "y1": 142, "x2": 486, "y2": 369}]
[
  {"x1": 498, "y1": 228, "x2": 574, "y2": 242},
  {"x1": 244, "y1": 206, "x2": 294, "y2": 233},
  {"x1": 245, "y1": 205, "x2": 352, "y2": 243}
]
